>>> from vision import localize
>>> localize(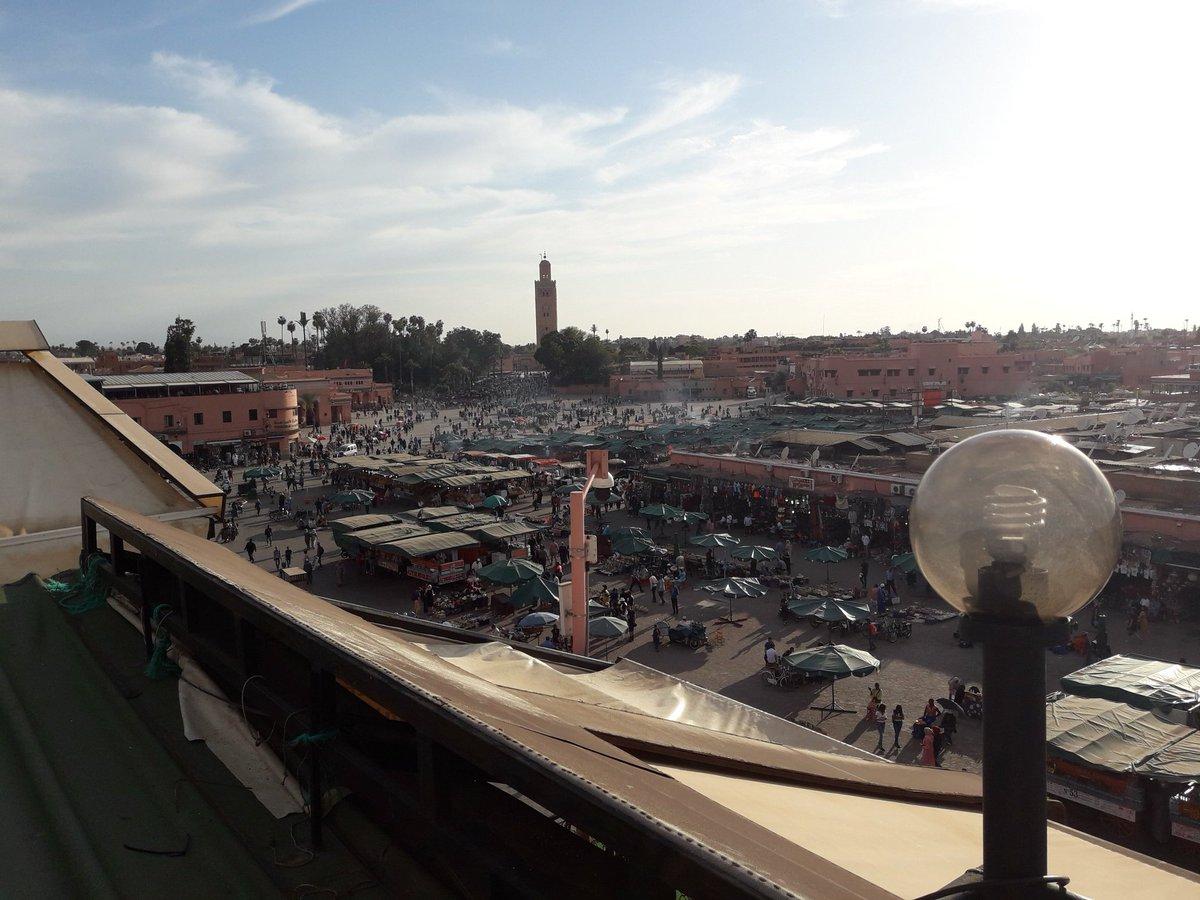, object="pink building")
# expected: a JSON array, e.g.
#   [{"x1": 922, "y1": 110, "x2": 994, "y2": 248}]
[
  {"x1": 806, "y1": 333, "x2": 1034, "y2": 400},
  {"x1": 100, "y1": 371, "x2": 299, "y2": 458},
  {"x1": 250, "y1": 367, "x2": 393, "y2": 426}
]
